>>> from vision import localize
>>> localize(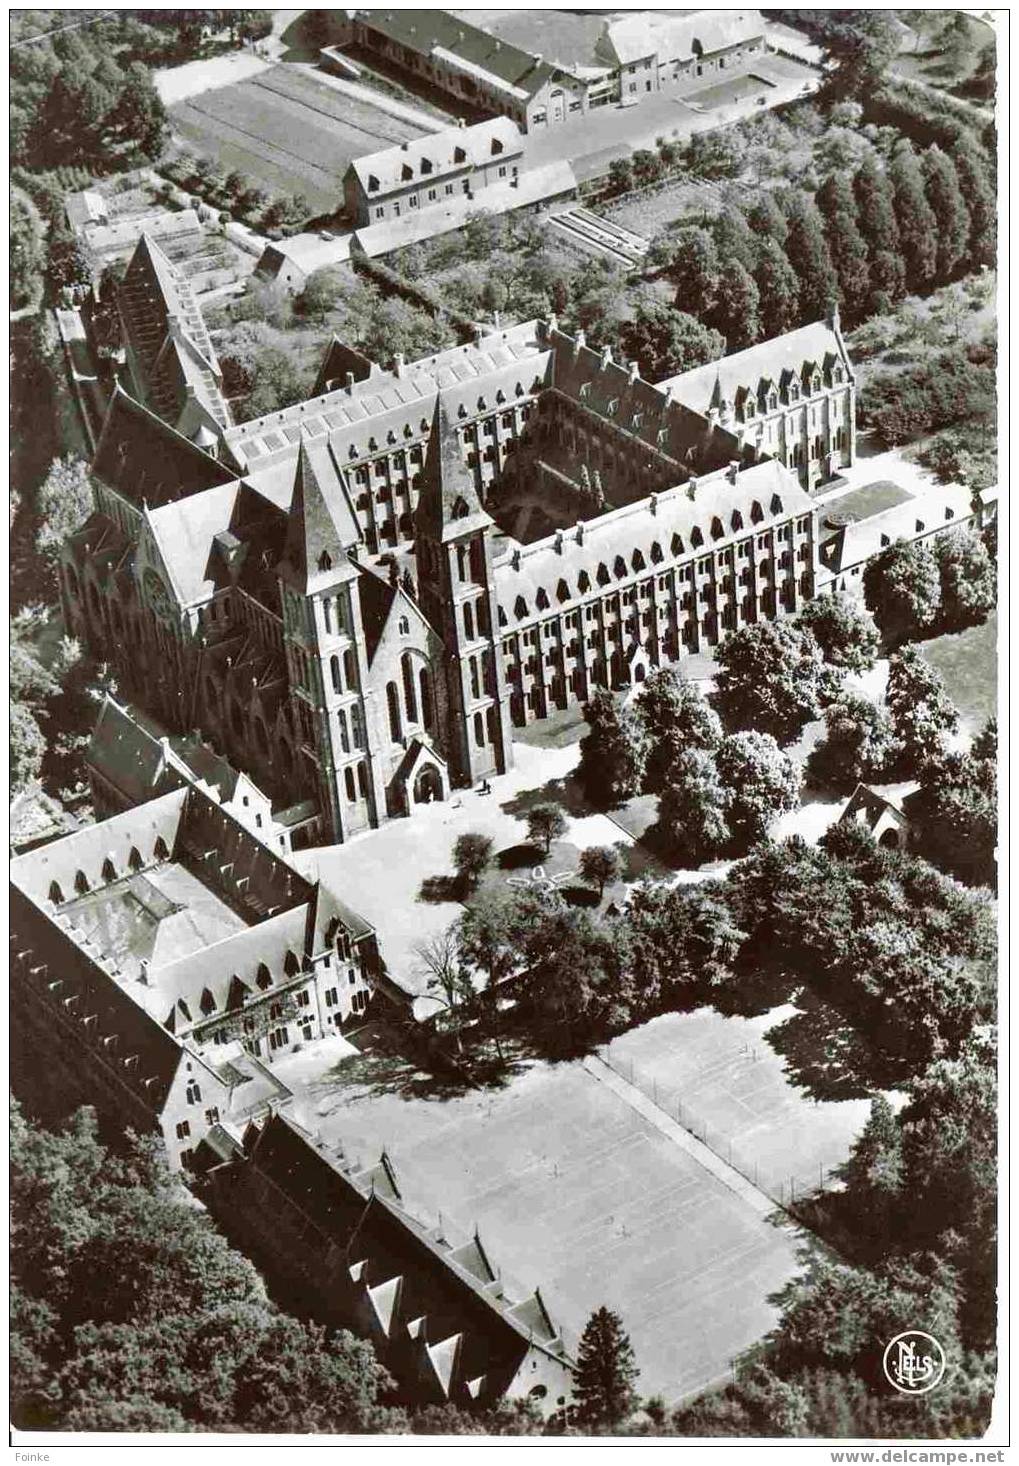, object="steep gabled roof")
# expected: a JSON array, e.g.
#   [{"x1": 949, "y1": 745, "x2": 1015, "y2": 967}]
[
  {"x1": 657, "y1": 320, "x2": 852, "y2": 415},
  {"x1": 277, "y1": 437, "x2": 361, "y2": 593},
  {"x1": 415, "y1": 393, "x2": 492, "y2": 543},
  {"x1": 93, "y1": 387, "x2": 236, "y2": 509},
  {"x1": 348, "y1": 117, "x2": 522, "y2": 197}
]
